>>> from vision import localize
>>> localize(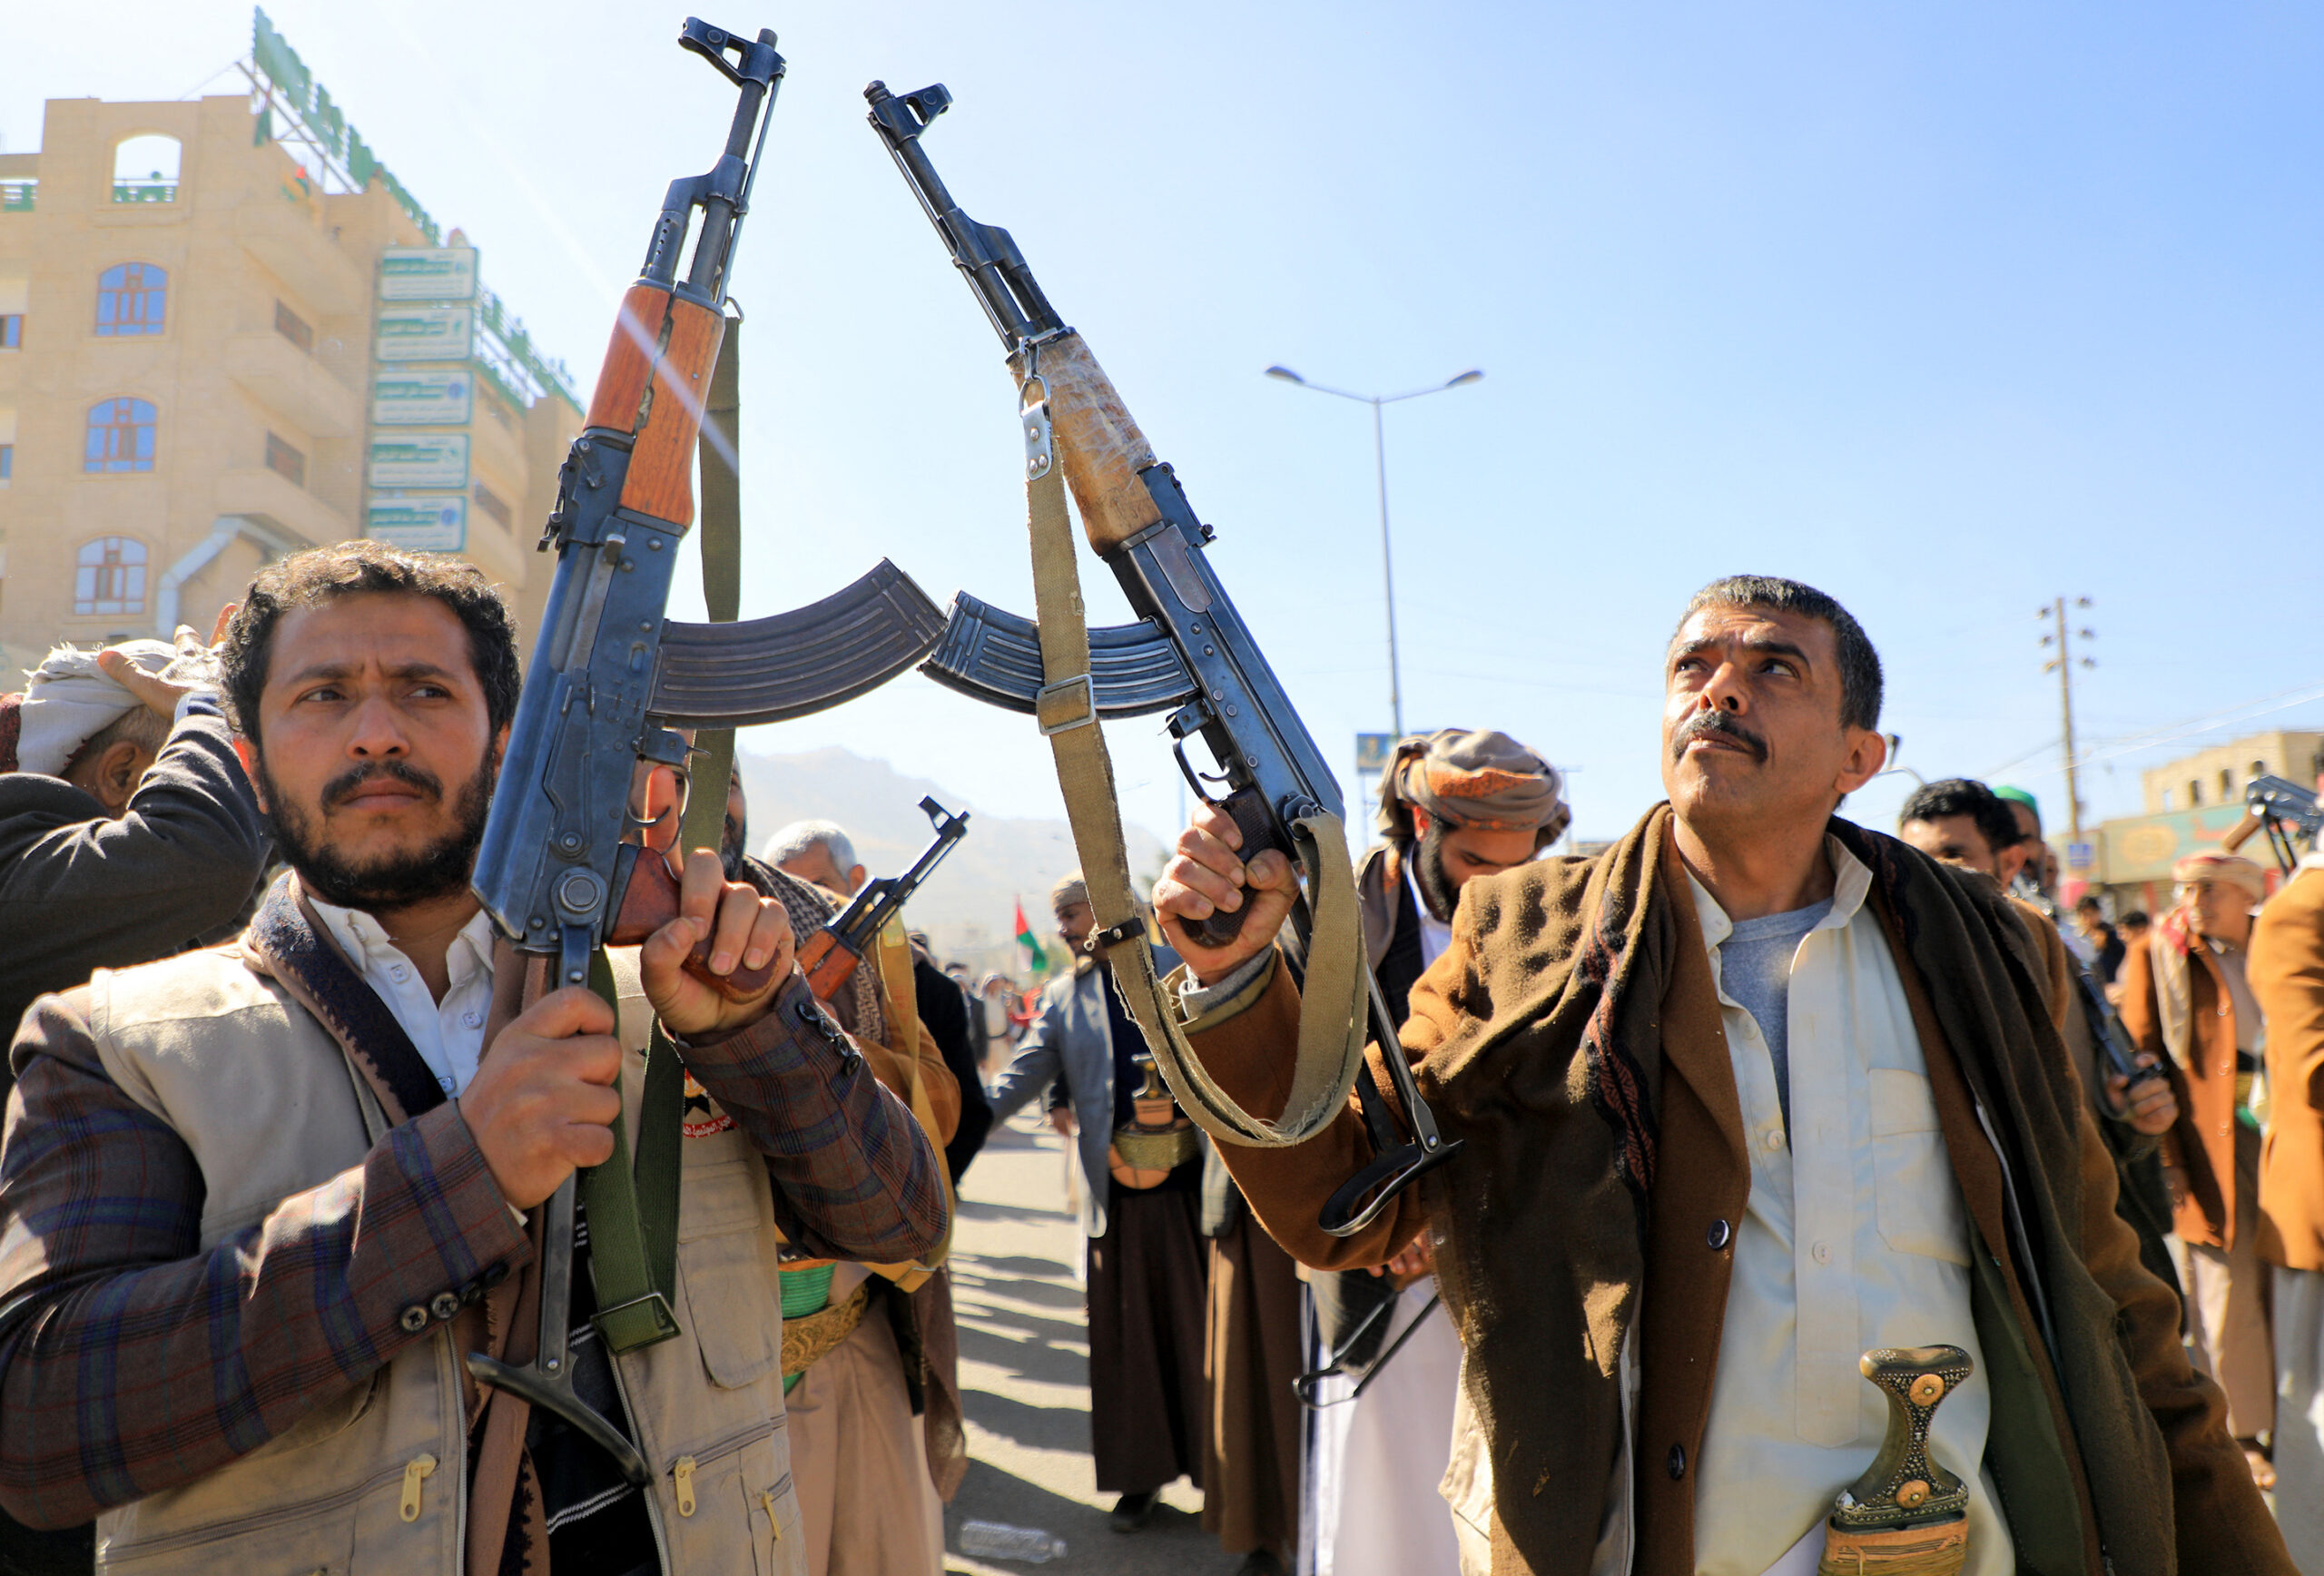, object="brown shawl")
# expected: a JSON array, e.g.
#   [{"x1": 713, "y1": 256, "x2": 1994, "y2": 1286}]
[{"x1": 1416, "y1": 805, "x2": 2179, "y2": 1572}]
